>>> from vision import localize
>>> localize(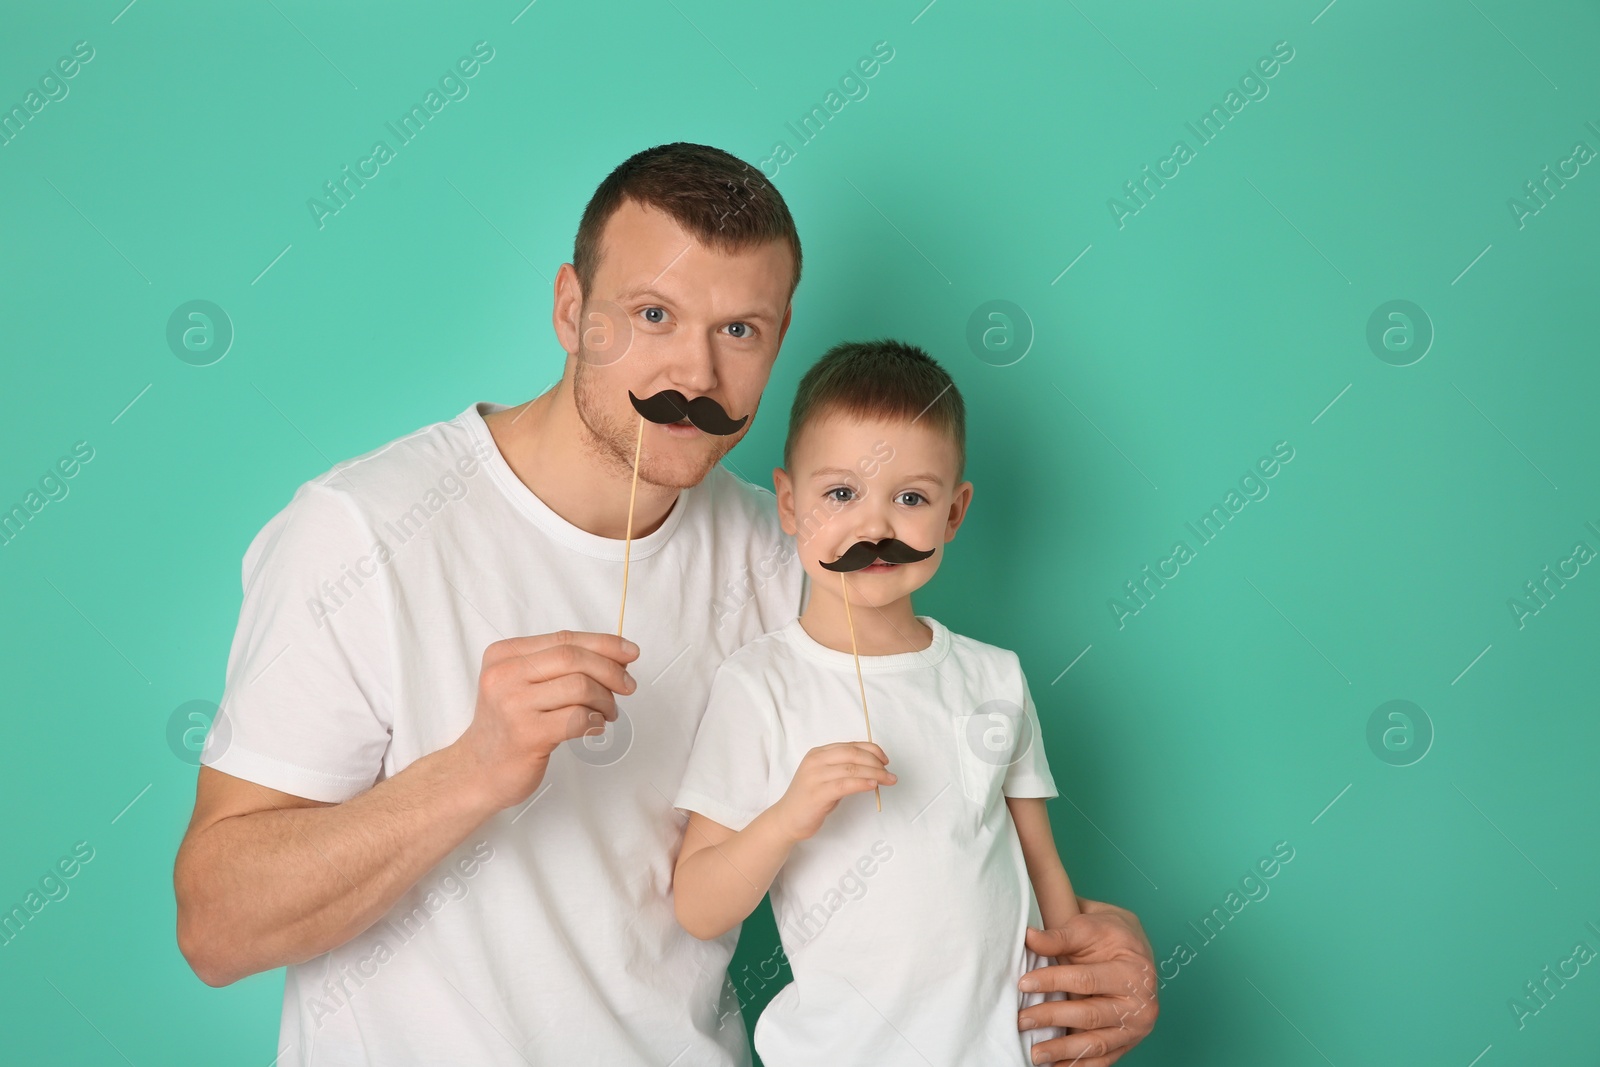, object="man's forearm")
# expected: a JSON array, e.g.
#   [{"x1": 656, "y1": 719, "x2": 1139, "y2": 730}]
[{"x1": 176, "y1": 743, "x2": 499, "y2": 986}]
